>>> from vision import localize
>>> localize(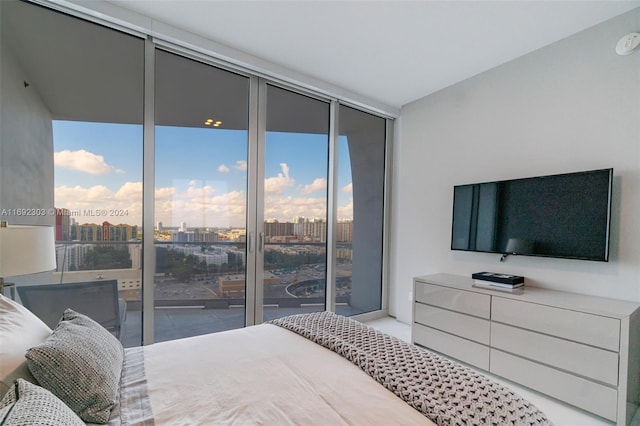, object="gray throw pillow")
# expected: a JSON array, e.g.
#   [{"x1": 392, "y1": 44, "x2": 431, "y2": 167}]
[
  {"x1": 25, "y1": 309, "x2": 123, "y2": 424},
  {"x1": 0, "y1": 378, "x2": 84, "y2": 426}
]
